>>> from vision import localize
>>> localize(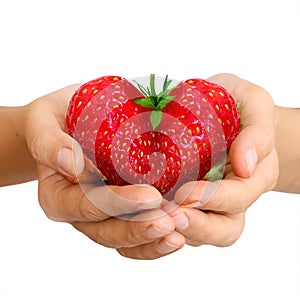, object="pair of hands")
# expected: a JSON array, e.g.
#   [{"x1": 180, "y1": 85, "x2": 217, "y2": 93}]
[{"x1": 23, "y1": 74, "x2": 279, "y2": 260}]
